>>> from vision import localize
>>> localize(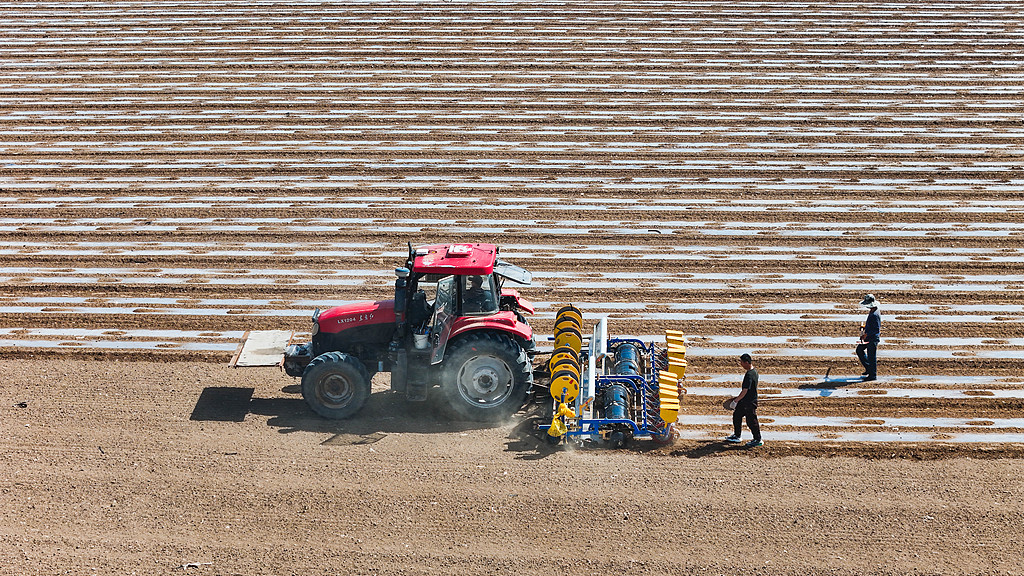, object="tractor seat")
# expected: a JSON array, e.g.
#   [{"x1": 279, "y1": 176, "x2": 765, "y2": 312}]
[{"x1": 408, "y1": 289, "x2": 433, "y2": 328}]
